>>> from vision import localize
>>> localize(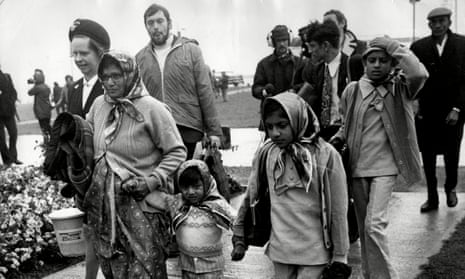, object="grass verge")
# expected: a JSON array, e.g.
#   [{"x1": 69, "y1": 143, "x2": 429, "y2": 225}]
[{"x1": 416, "y1": 216, "x2": 465, "y2": 278}]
